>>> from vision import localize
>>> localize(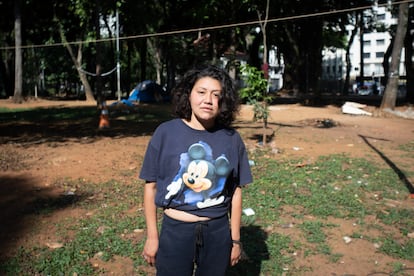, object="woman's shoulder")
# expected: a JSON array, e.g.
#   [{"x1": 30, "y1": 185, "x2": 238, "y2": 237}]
[
  {"x1": 218, "y1": 125, "x2": 242, "y2": 138},
  {"x1": 156, "y1": 118, "x2": 183, "y2": 129}
]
